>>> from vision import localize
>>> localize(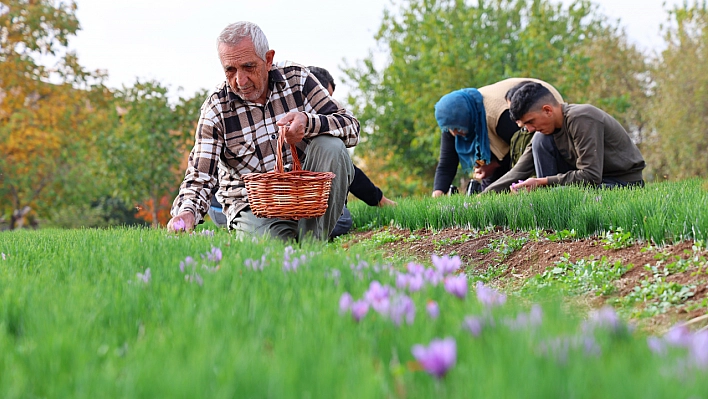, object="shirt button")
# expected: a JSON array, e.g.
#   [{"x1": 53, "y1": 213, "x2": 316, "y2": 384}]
[{"x1": 270, "y1": 134, "x2": 276, "y2": 139}]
